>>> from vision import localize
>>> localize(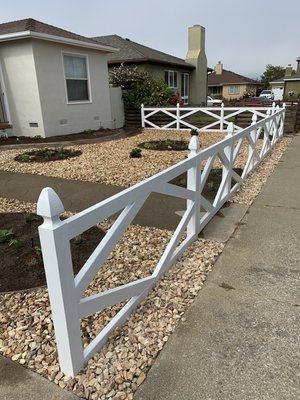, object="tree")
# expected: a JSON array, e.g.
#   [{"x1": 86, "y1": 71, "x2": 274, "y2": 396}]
[{"x1": 260, "y1": 64, "x2": 285, "y2": 88}]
